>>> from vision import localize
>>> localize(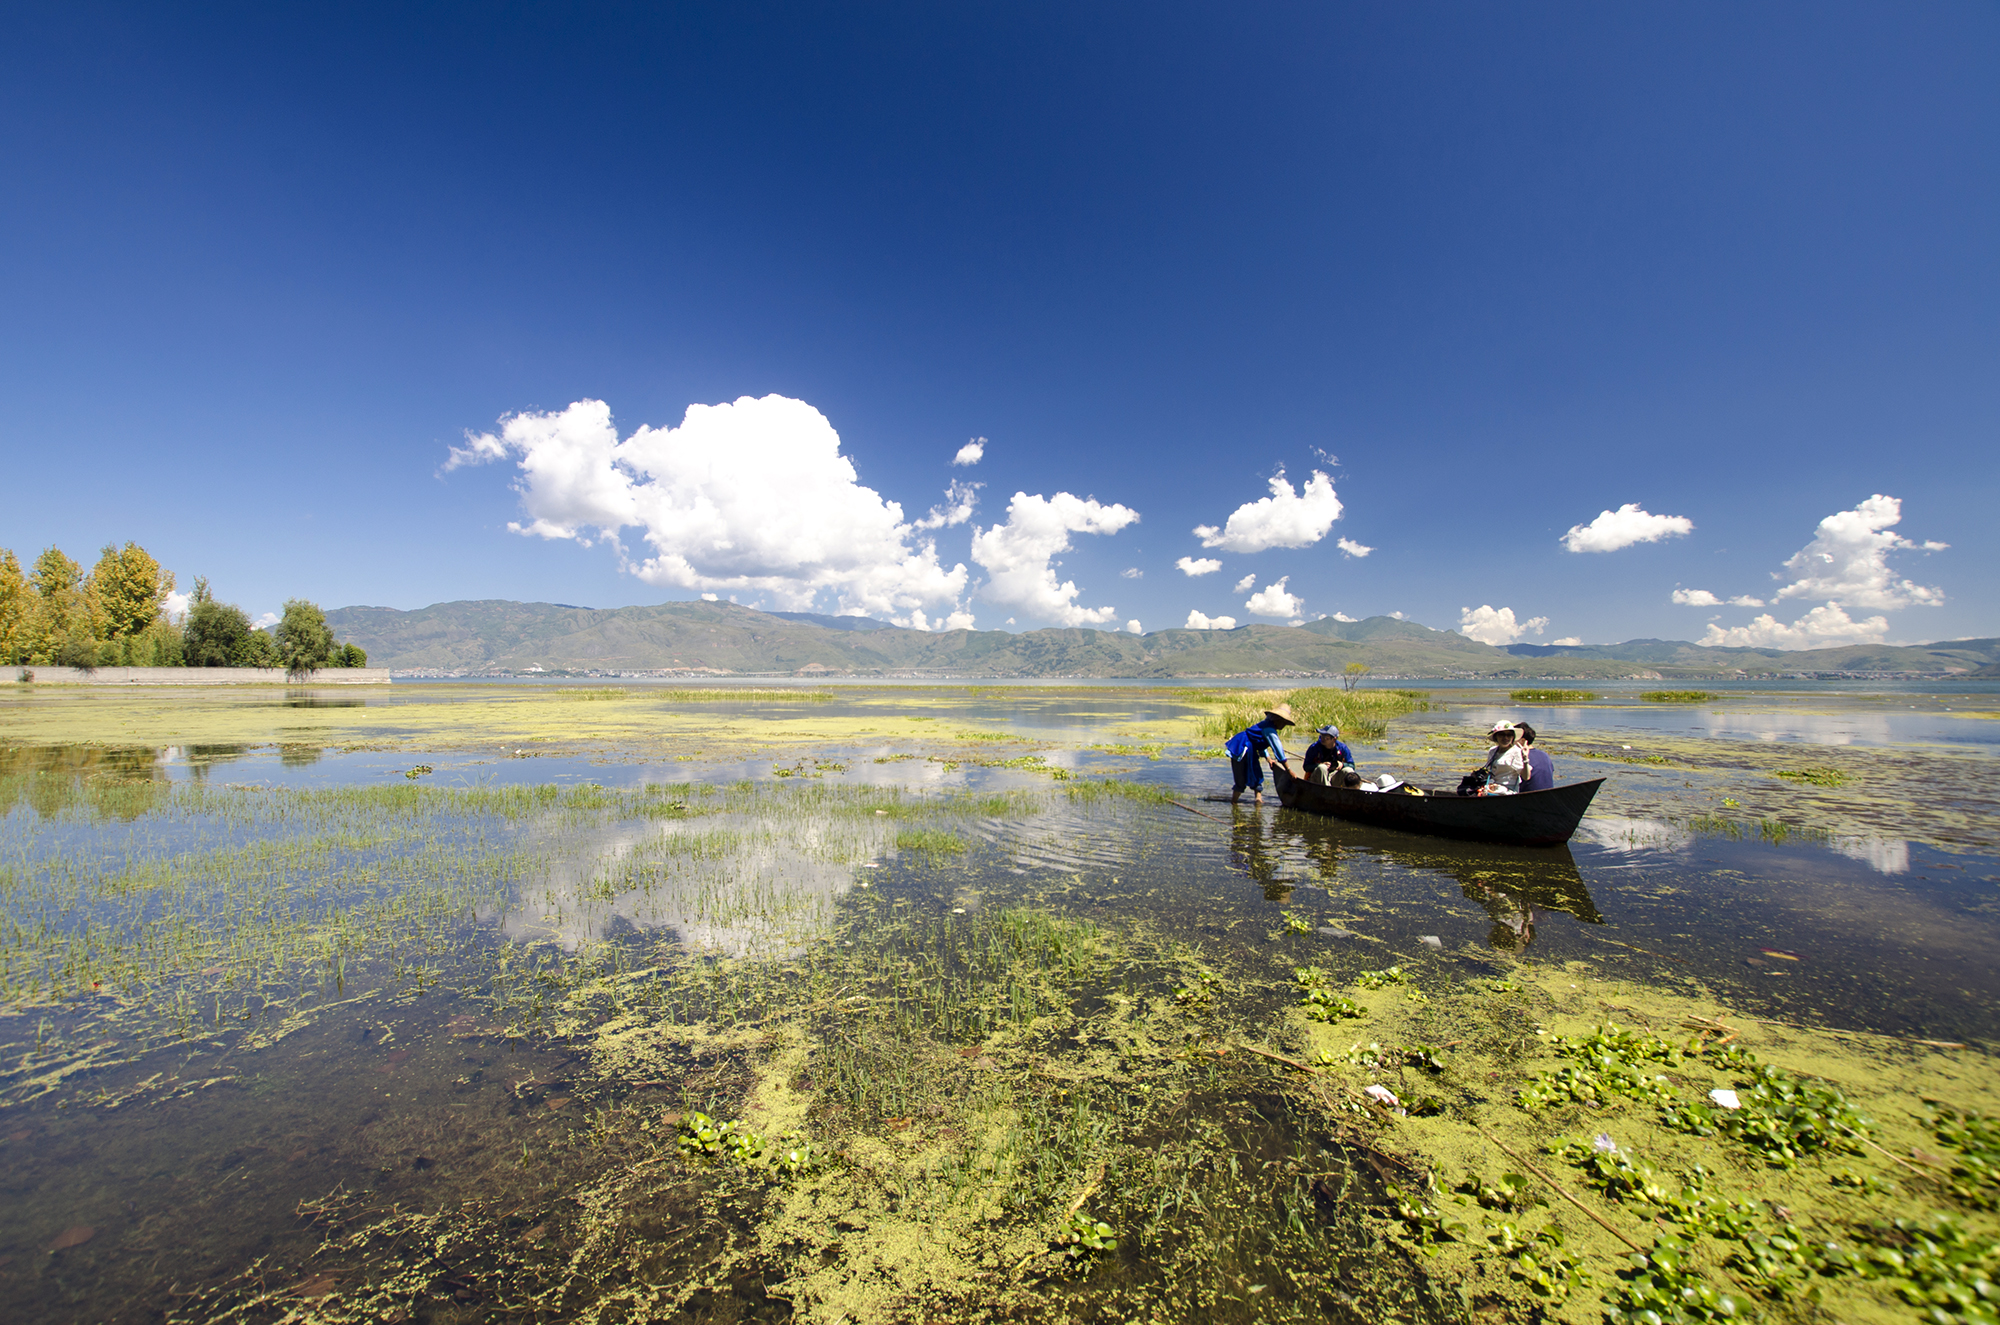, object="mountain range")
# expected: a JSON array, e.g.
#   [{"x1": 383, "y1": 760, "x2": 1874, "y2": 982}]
[{"x1": 323, "y1": 600, "x2": 2000, "y2": 679}]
